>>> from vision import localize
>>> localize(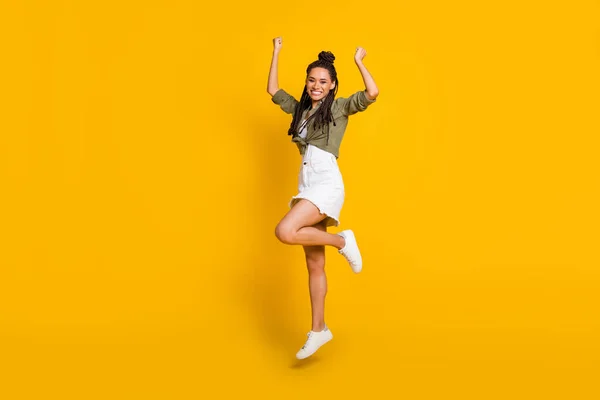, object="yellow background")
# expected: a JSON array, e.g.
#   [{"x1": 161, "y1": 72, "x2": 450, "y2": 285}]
[{"x1": 1, "y1": 0, "x2": 599, "y2": 398}]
